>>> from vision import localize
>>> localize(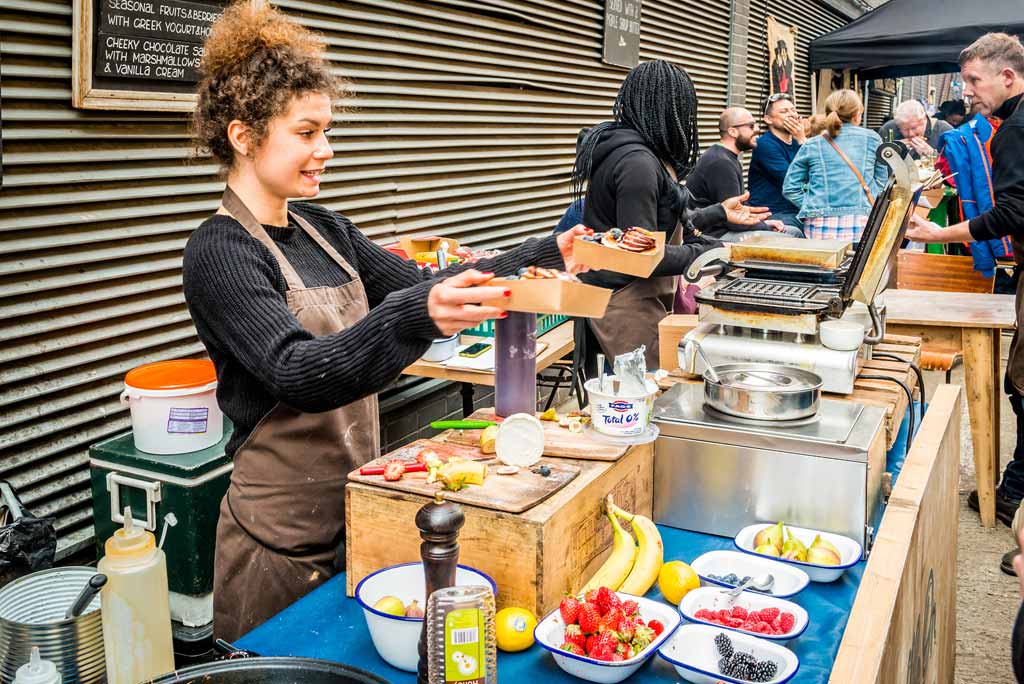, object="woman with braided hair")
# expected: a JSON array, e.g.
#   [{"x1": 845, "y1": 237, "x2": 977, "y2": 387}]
[
  {"x1": 574, "y1": 60, "x2": 769, "y2": 368},
  {"x1": 184, "y1": 2, "x2": 590, "y2": 640}
]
